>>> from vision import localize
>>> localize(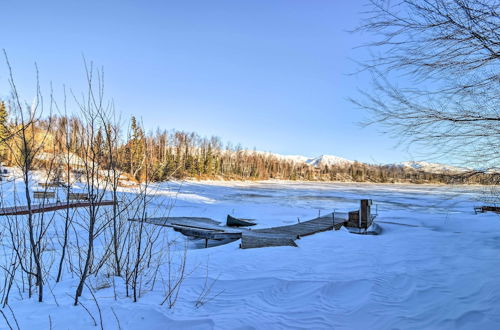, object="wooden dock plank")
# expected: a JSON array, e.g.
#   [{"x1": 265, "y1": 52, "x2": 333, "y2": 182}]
[
  {"x1": 0, "y1": 200, "x2": 116, "y2": 216},
  {"x1": 240, "y1": 234, "x2": 297, "y2": 249},
  {"x1": 254, "y1": 213, "x2": 346, "y2": 238}
]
